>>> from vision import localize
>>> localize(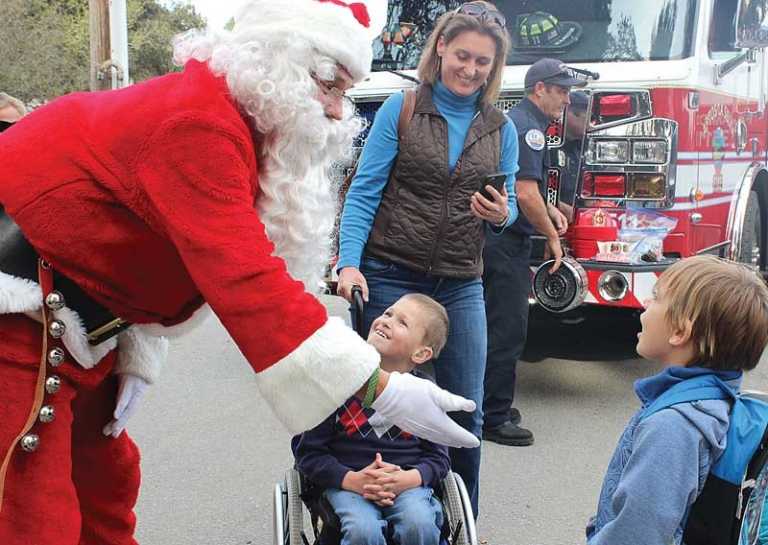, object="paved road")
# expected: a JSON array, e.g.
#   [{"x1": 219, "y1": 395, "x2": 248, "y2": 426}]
[{"x1": 132, "y1": 296, "x2": 768, "y2": 545}]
